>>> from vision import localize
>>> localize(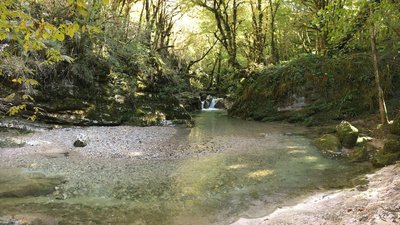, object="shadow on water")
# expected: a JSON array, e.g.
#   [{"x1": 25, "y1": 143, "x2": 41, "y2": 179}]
[{"x1": 0, "y1": 111, "x2": 373, "y2": 225}]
